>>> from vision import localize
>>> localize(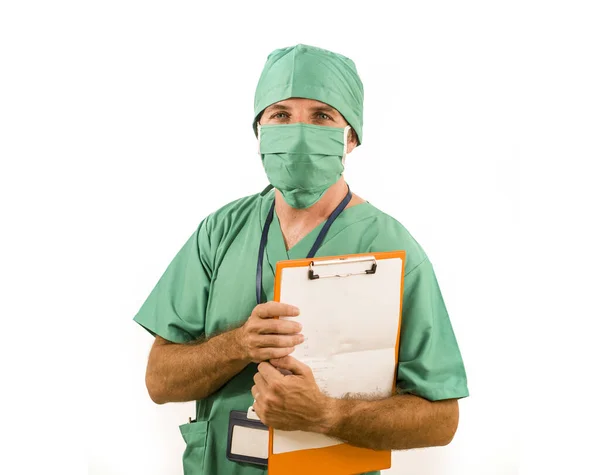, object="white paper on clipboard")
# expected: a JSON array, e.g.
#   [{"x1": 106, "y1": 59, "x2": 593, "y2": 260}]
[{"x1": 272, "y1": 255, "x2": 404, "y2": 455}]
